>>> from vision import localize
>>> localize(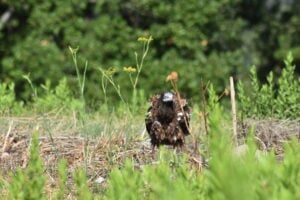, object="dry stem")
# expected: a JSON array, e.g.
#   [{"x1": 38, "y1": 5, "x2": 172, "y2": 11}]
[
  {"x1": 201, "y1": 80, "x2": 209, "y2": 136},
  {"x1": 2, "y1": 120, "x2": 14, "y2": 153},
  {"x1": 230, "y1": 77, "x2": 237, "y2": 145}
]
